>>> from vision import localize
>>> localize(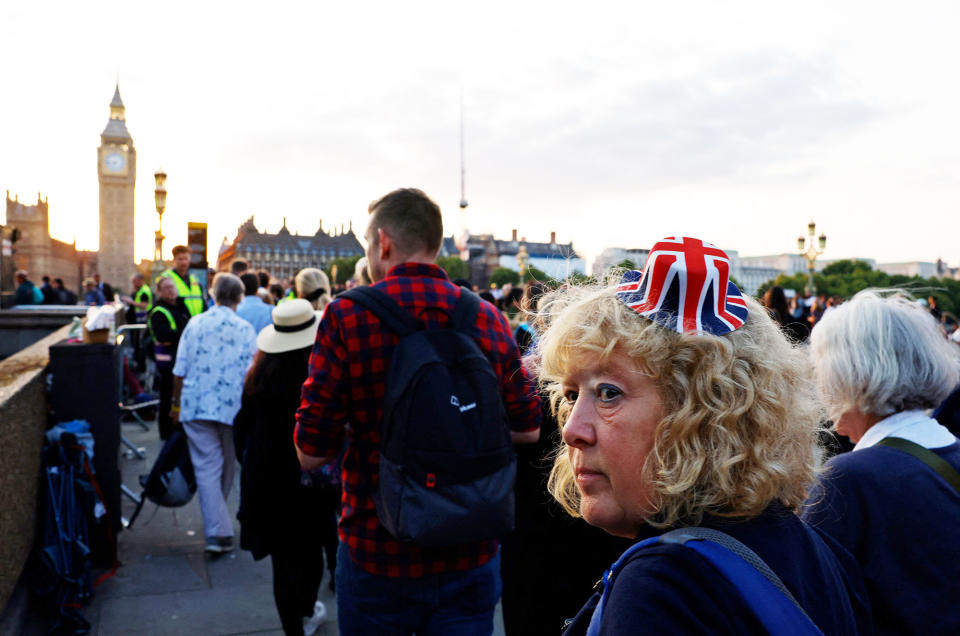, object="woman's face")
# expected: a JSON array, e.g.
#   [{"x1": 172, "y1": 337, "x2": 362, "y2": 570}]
[{"x1": 560, "y1": 350, "x2": 665, "y2": 538}]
